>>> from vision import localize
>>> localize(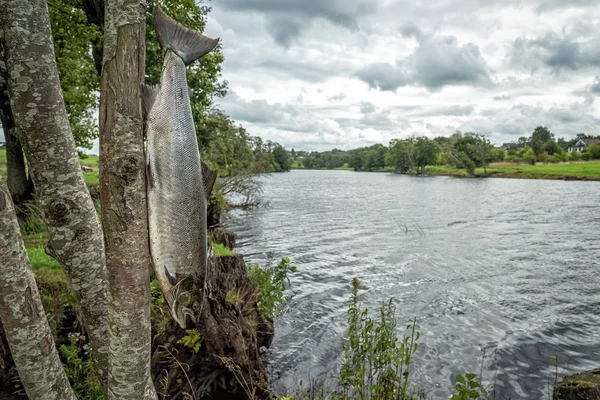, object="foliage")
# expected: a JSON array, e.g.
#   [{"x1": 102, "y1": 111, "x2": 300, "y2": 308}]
[
  {"x1": 588, "y1": 143, "x2": 600, "y2": 159},
  {"x1": 247, "y1": 253, "x2": 297, "y2": 318},
  {"x1": 212, "y1": 242, "x2": 235, "y2": 256},
  {"x1": 339, "y1": 278, "x2": 421, "y2": 400},
  {"x1": 177, "y1": 329, "x2": 203, "y2": 353},
  {"x1": 451, "y1": 373, "x2": 487, "y2": 400},
  {"x1": 14, "y1": 200, "x2": 47, "y2": 235},
  {"x1": 59, "y1": 333, "x2": 103, "y2": 400},
  {"x1": 530, "y1": 126, "x2": 554, "y2": 155},
  {"x1": 48, "y1": 0, "x2": 102, "y2": 149}
]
